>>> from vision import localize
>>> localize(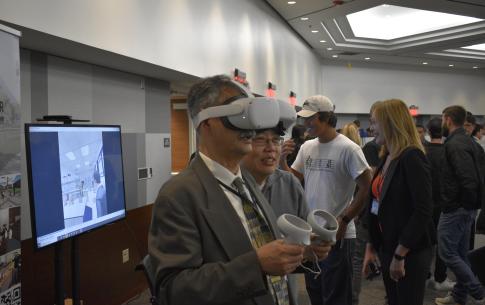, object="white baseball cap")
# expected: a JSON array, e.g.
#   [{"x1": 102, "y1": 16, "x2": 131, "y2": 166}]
[{"x1": 297, "y1": 95, "x2": 335, "y2": 118}]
